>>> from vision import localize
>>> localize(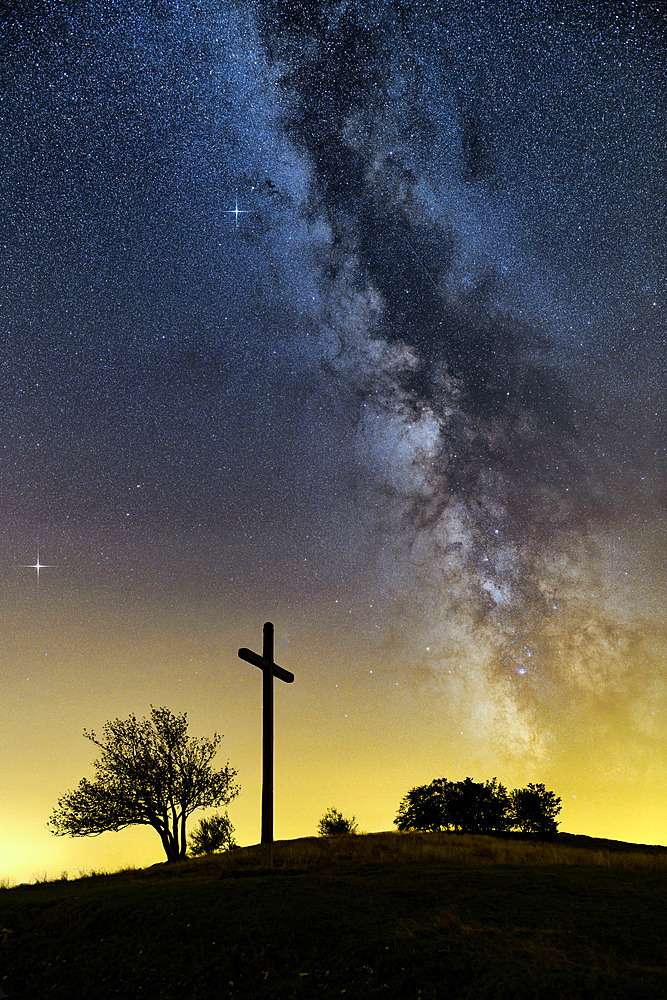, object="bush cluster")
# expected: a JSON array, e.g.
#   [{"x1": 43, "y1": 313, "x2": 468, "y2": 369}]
[
  {"x1": 394, "y1": 778, "x2": 562, "y2": 837},
  {"x1": 188, "y1": 812, "x2": 237, "y2": 856},
  {"x1": 317, "y1": 806, "x2": 358, "y2": 836}
]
